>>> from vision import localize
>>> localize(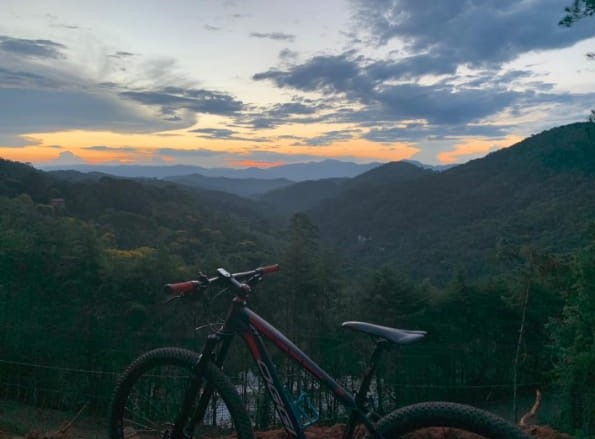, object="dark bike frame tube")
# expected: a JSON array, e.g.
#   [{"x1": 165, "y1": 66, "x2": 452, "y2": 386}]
[
  {"x1": 235, "y1": 306, "x2": 381, "y2": 439},
  {"x1": 241, "y1": 323, "x2": 306, "y2": 438},
  {"x1": 185, "y1": 292, "x2": 382, "y2": 439},
  {"x1": 243, "y1": 307, "x2": 354, "y2": 404}
]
